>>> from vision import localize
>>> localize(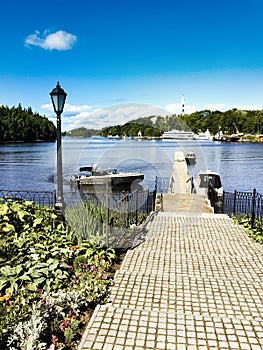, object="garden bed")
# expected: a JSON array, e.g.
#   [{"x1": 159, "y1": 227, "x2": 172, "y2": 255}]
[{"x1": 0, "y1": 199, "x2": 127, "y2": 350}]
